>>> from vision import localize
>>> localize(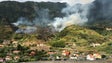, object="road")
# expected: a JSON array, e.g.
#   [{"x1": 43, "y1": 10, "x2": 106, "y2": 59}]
[{"x1": 21, "y1": 60, "x2": 109, "y2": 63}]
